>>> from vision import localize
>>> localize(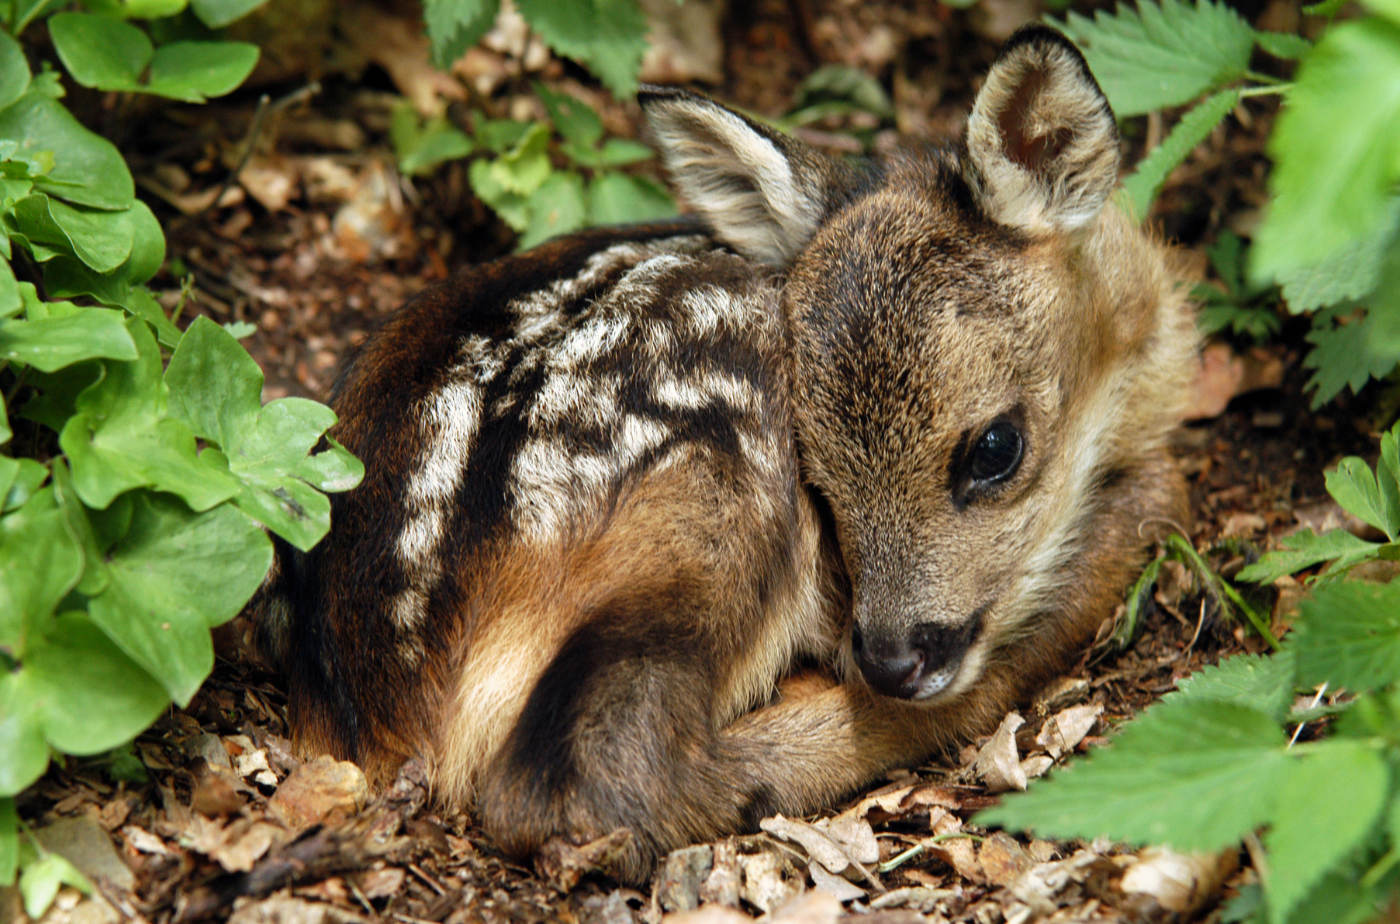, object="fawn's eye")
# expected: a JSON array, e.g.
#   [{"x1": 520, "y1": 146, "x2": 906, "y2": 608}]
[{"x1": 967, "y1": 421, "x2": 1023, "y2": 484}]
